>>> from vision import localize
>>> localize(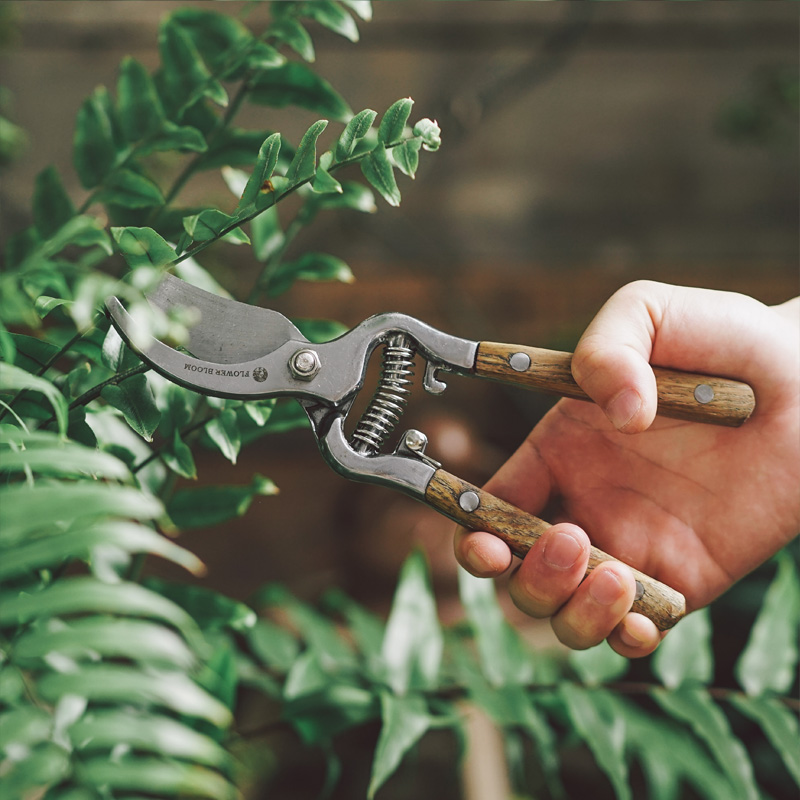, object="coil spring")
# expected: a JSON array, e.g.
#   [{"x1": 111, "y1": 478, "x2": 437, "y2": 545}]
[{"x1": 350, "y1": 334, "x2": 416, "y2": 454}]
